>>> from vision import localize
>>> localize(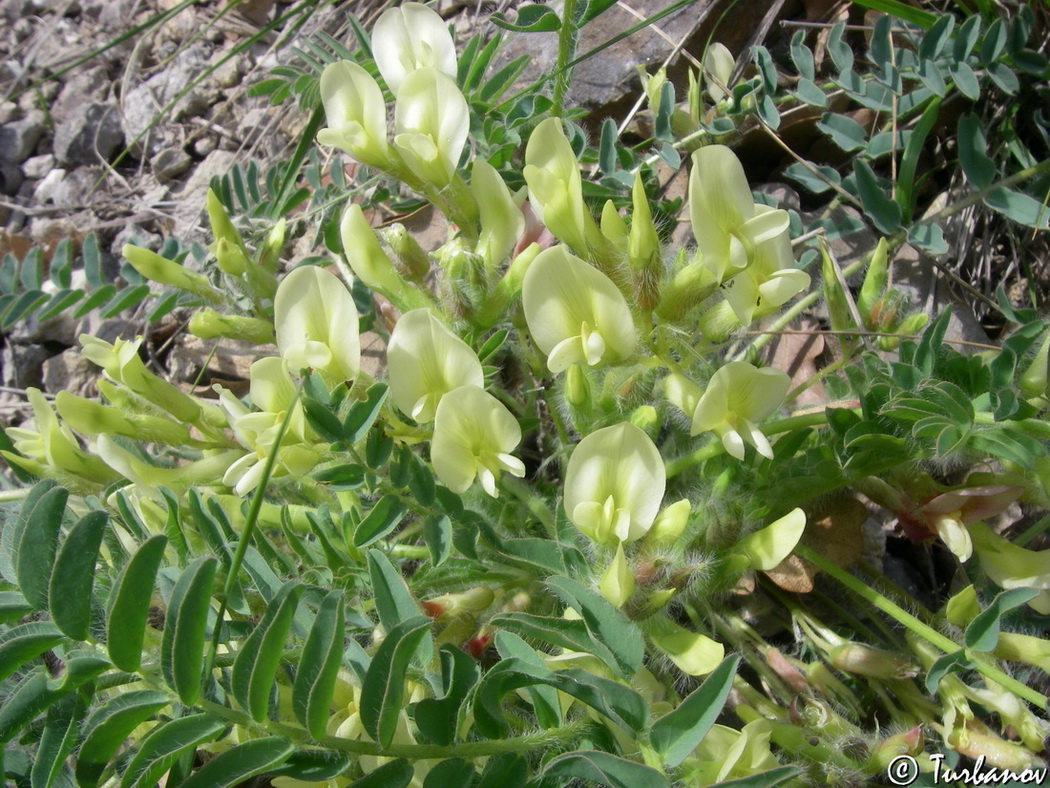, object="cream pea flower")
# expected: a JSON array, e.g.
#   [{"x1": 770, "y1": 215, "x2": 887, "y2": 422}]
[
  {"x1": 647, "y1": 616, "x2": 725, "y2": 676},
  {"x1": 691, "y1": 361, "x2": 790, "y2": 460},
  {"x1": 473, "y1": 158, "x2": 525, "y2": 269},
  {"x1": 564, "y1": 422, "x2": 665, "y2": 546},
  {"x1": 734, "y1": 508, "x2": 807, "y2": 570},
  {"x1": 523, "y1": 118, "x2": 600, "y2": 254},
  {"x1": 720, "y1": 212, "x2": 810, "y2": 325},
  {"x1": 969, "y1": 522, "x2": 1050, "y2": 614},
  {"x1": 431, "y1": 385, "x2": 525, "y2": 497},
  {"x1": 387, "y1": 309, "x2": 483, "y2": 423},
  {"x1": 2, "y1": 388, "x2": 117, "y2": 485},
  {"x1": 372, "y1": 2, "x2": 457, "y2": 95},
  {"x1": 316, "y1": 60, "x2": 392, "y2": 170},
  {"x1": 522, "y1": 246, "x2": 635, "y2": 374},
  {"x1": 920, "y1": 485, "x2": 1023, "y2": 563},
  {"x1": 689, "y1": 145, "x2": 794, "y2": 284},
  {"x1": 275, "y1": 265, "x2": 360, "y2": 386},
  {"x1": 393, "y1": 67, "x2": 469, "y2": 189},
  {"x1": 703, "y1": 43, "x2": 736, "y2": 103}
]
